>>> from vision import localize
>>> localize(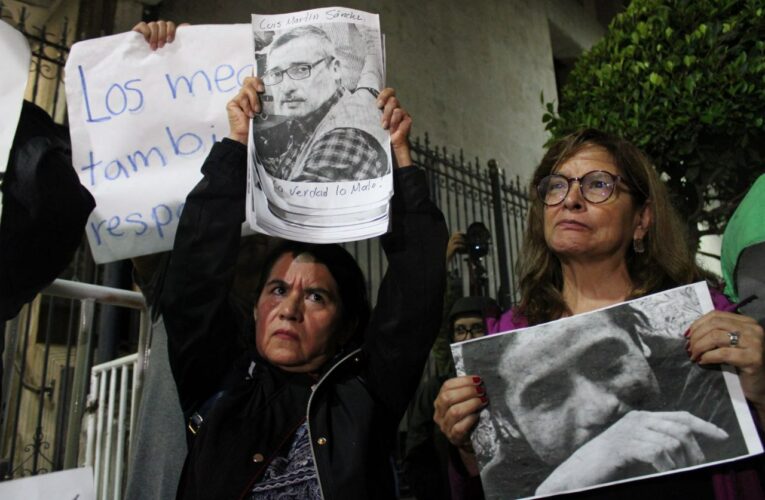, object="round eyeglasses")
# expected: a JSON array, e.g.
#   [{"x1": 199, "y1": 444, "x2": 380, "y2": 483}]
[
  {"x1": 262, "y1": 56, "x2": 333, "y2": 86},
  {"x1": 536, "y1": 170, "x2": 630, "y2": 206},
  {"x1": 453, "y1": 323, "x2": 486, "y2": 341}
]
